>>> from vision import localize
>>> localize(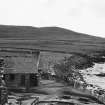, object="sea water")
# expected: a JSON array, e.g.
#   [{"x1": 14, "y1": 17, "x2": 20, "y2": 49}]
[{"x1": 80, "y1": 63, "x2": 105, "y2": 89}]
